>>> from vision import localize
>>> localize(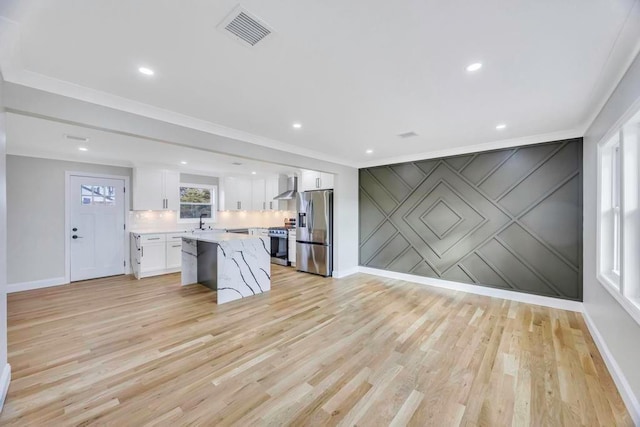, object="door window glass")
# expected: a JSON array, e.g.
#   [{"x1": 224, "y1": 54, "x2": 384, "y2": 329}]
[{"x1": 81, "y1": 185, "x2": 116, "y2": 206}]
